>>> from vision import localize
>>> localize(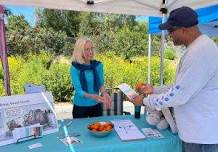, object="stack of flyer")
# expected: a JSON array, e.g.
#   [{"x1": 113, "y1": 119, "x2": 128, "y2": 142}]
[
  {"x1": 141, "y1": 128, "x2": 164, "y2": 139},
  {"x1": 111, "y1": 120, "x2": 145, "y2": 141}
]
